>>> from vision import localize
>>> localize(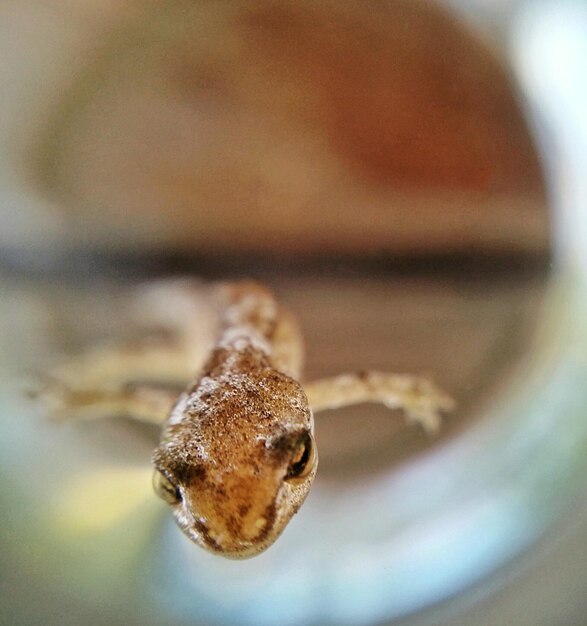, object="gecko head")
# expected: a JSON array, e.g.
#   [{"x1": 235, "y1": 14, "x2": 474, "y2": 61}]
[
  {"x1": 151, "y1": 371, "x2": 318, "y2": 558},
  {"x1": 152, "y1": 428, "x2": 318, "y2": 558}
]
